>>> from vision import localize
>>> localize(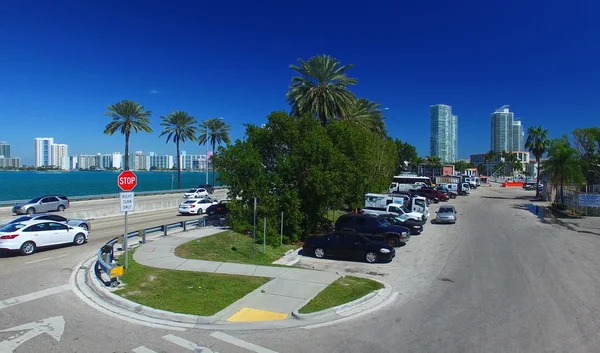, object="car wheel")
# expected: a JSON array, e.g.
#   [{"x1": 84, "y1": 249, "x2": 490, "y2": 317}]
[
  {"x1": 79, "y1": 223, "x2": 89, "y2": 231},
  {"x1": 73, "y1": 233, "x2": 86, "y2": 245},
  {"x1": 26, "y1": 207, "x2": 35, "y2": 215},
  {"x1": 20, "y1": 241, "x2": 36, "y2": 255},
  {"x1": 387, "y1": 236, "x2": 399, "y2": 247},
  {"x1": 365, "y1": 251, "x2": 378, "y2": 263},
  {"x1": 314, "y1": 247, "x2": 325, "y2": 258},
  {"x1": 57, "y1": 205, "x2": 65, "y2": 212}
]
